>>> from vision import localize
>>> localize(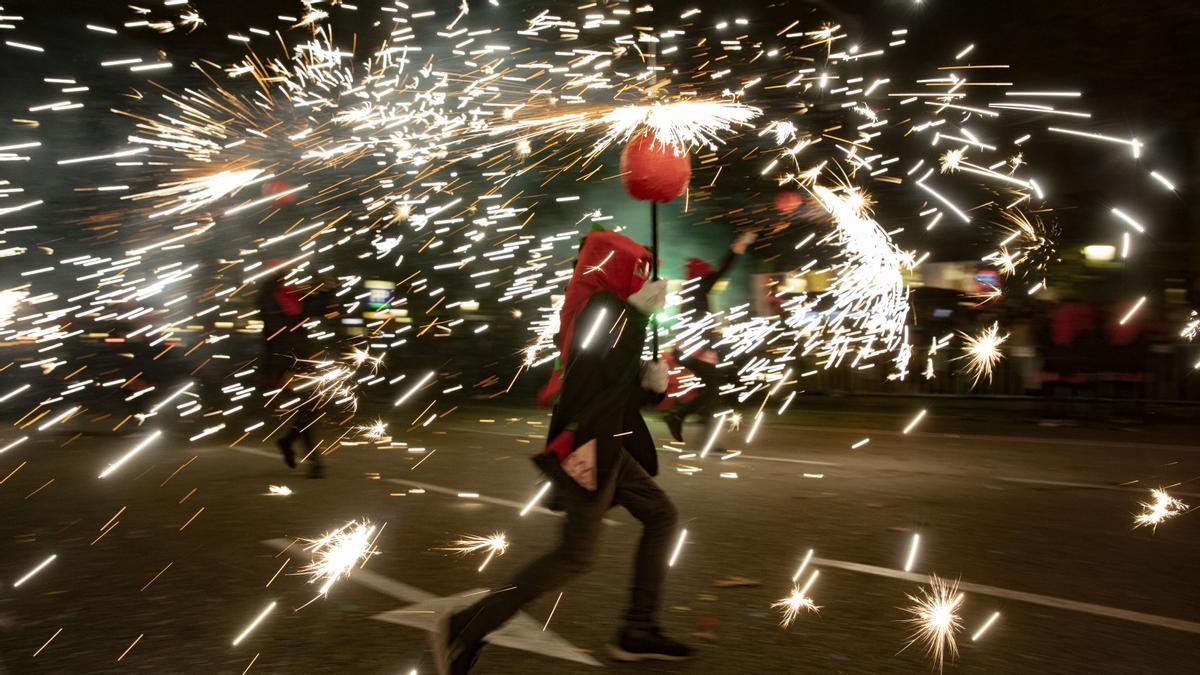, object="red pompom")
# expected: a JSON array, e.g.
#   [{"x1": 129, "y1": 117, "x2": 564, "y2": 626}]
[
  {"x1": 774, "y1": 191, "x2": 804, "y2": 214},
  {"x1": 620, "y1": 133, "x2": 691, "y2": 203},
  {"x1": 261, "y1": 179, "x2": 298, "y2": 206}
]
